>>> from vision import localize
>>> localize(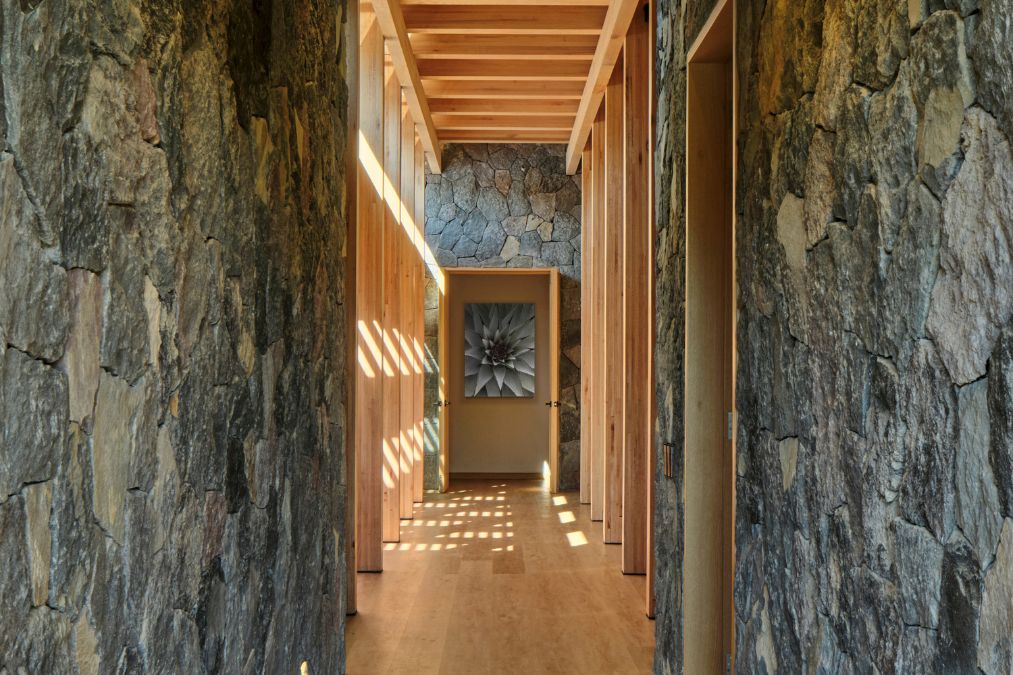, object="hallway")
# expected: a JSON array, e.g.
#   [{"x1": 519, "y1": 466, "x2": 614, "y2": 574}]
[{"x1": 345, "y1": 480, "x2": 654, "y2": 674}]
